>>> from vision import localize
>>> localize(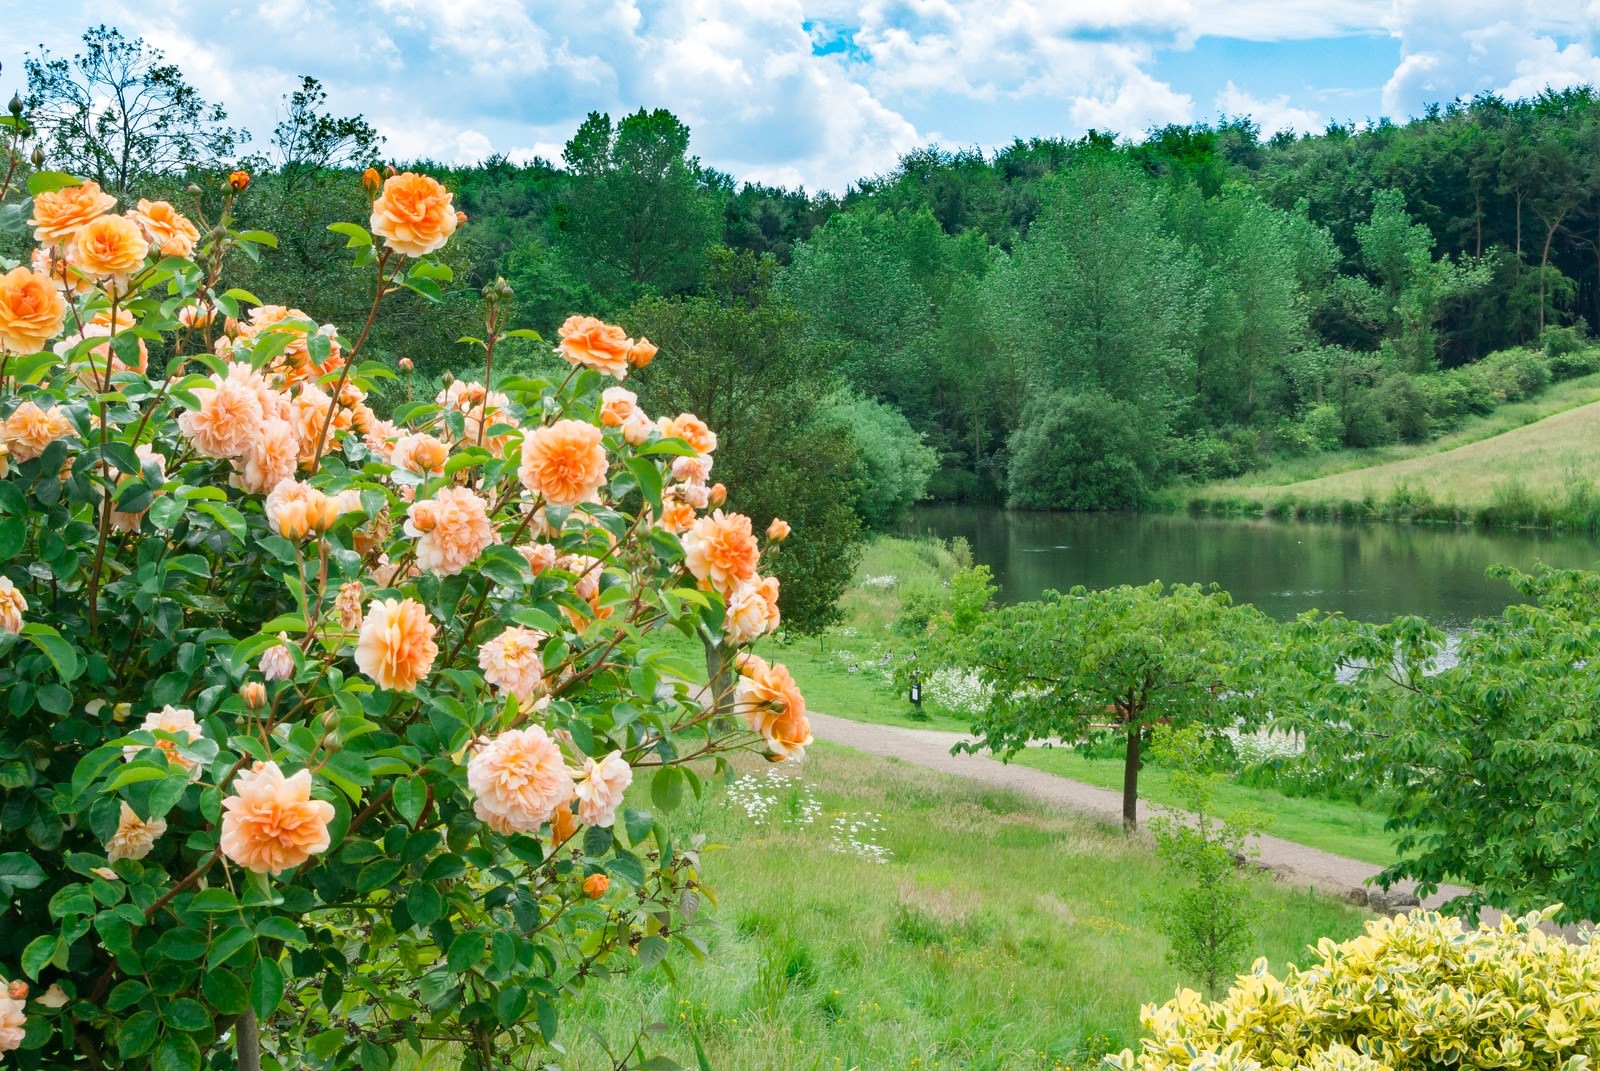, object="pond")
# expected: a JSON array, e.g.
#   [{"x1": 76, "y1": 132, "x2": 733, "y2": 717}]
[{"x1": 904, "y1": 506, "x2": 1600, "y2": 628}]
